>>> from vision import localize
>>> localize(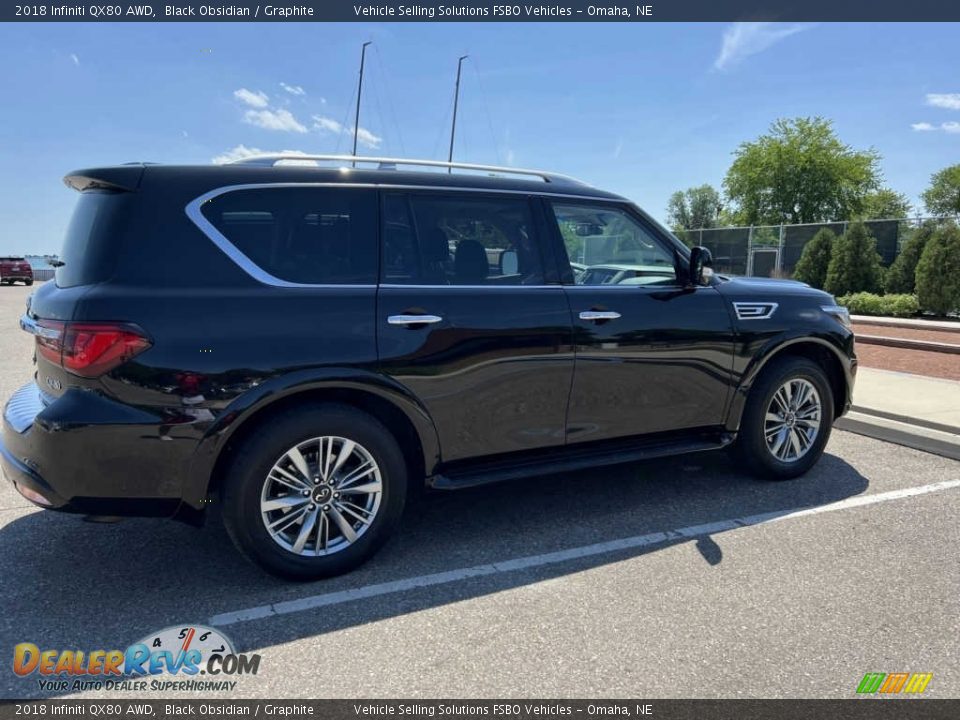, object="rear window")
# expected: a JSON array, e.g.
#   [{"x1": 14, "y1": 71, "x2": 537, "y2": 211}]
[
  {"x1": 56, "y1": 191, "x2": 127, "y2": 288},
  {"x1": 199, "y1": 187, "x2": 377, "y2": 285}
]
